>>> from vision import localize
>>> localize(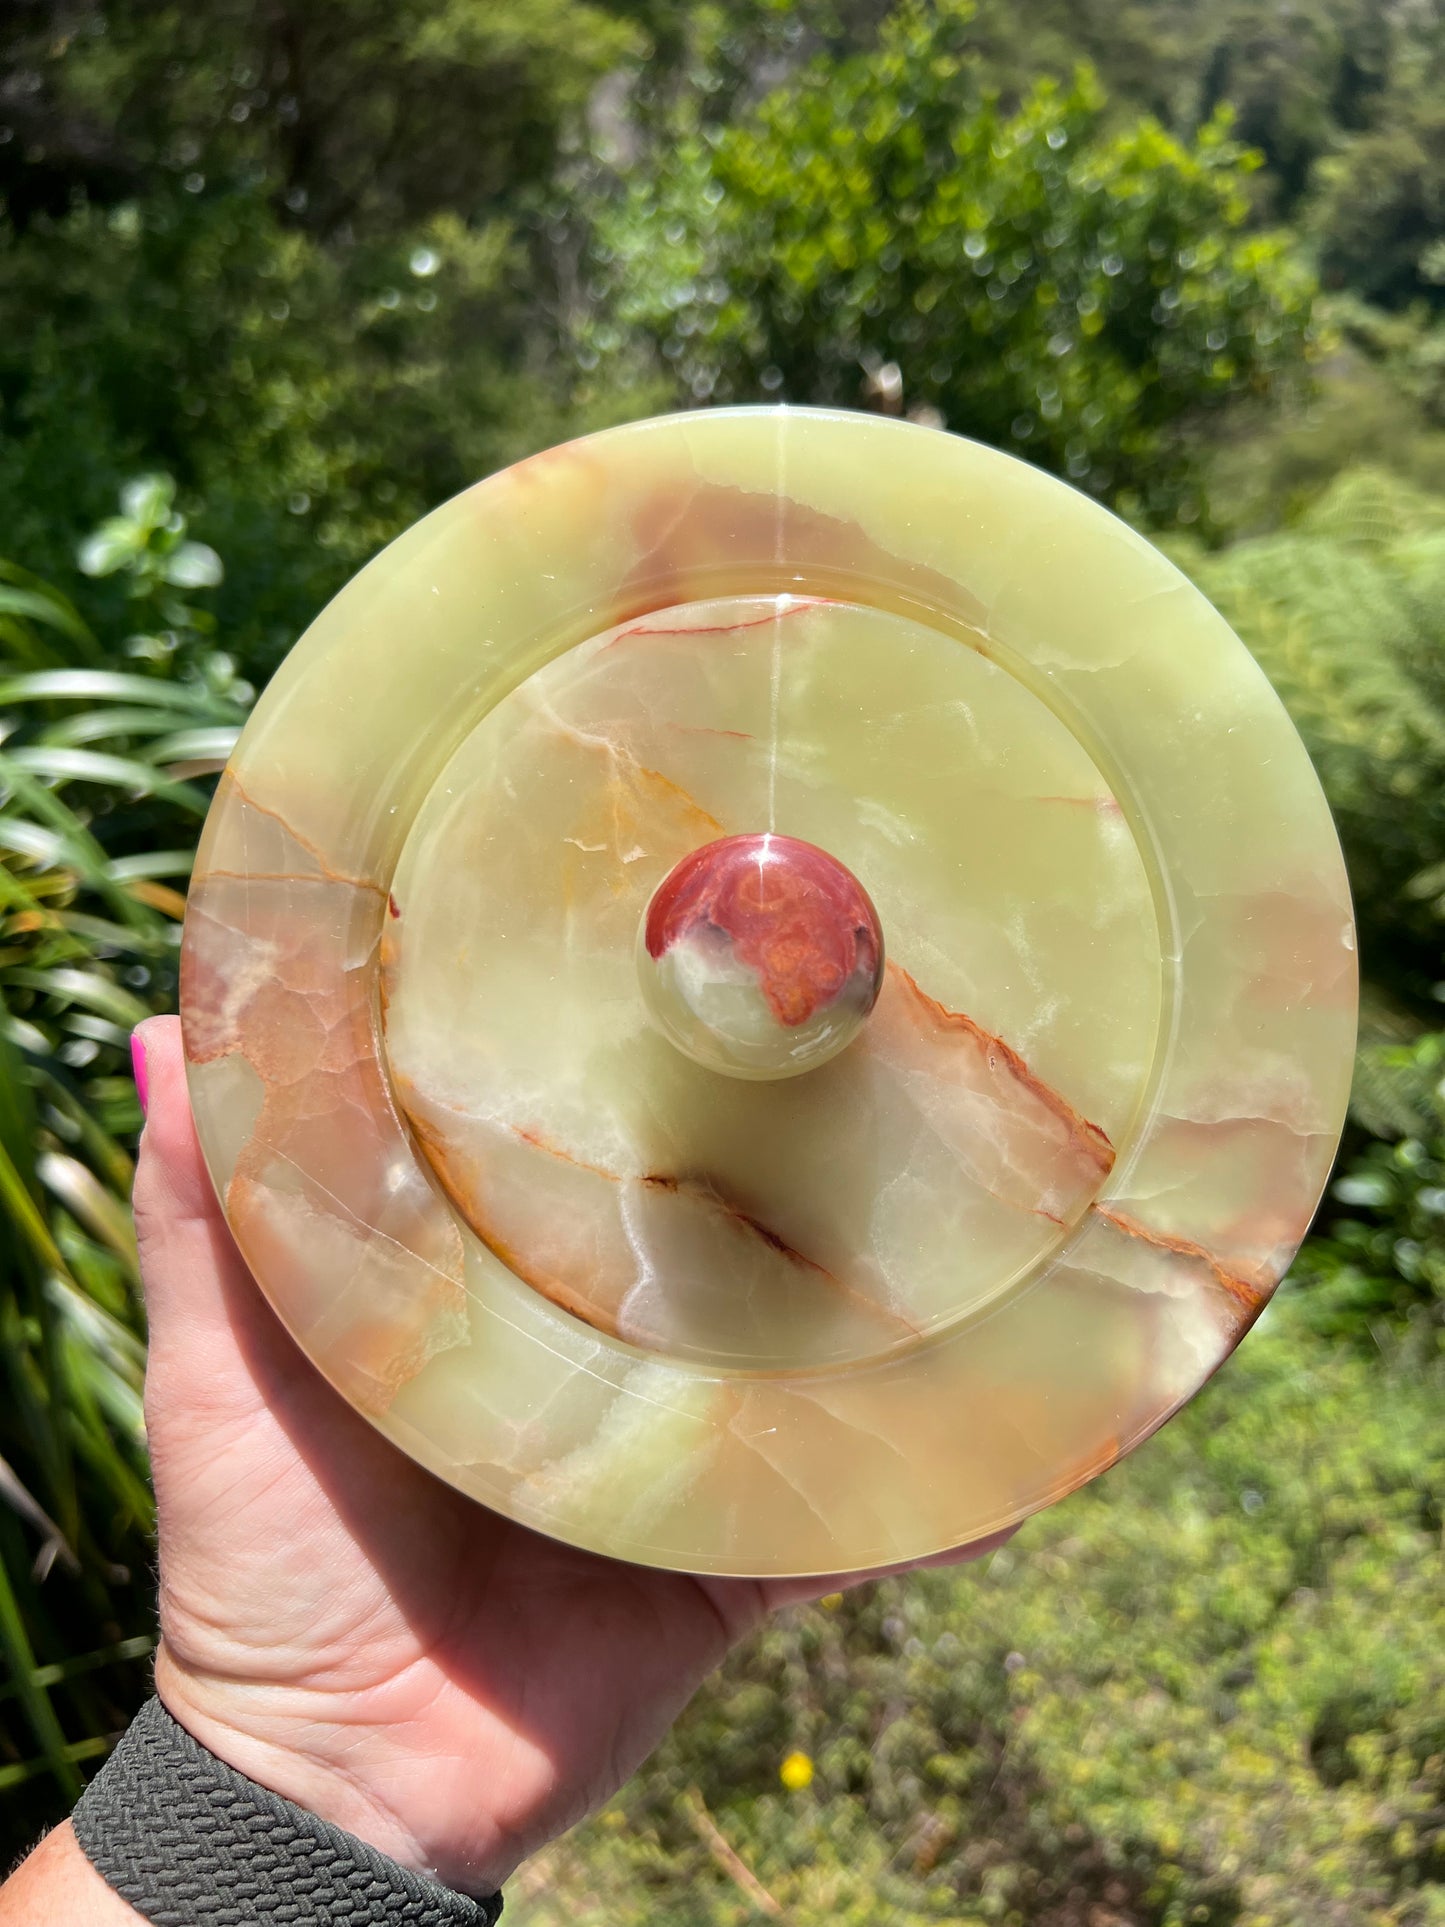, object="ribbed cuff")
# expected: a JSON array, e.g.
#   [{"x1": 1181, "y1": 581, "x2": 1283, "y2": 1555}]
[{"x1": 73, "y1": 1697, "x2": 503, "y2": 1925}]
